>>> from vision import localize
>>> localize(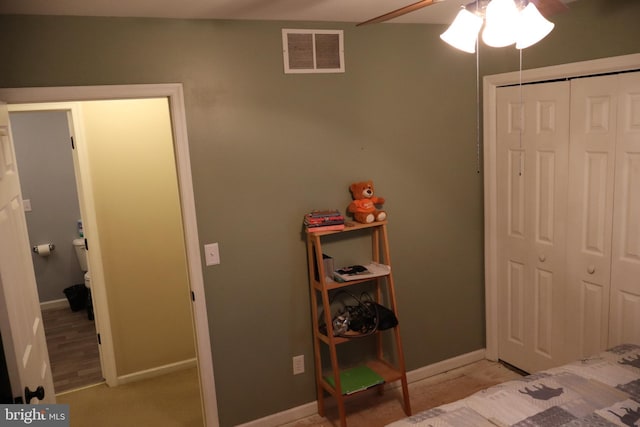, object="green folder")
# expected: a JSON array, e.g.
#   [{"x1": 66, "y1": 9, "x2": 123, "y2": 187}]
[{"x1": 324, "y1": 365, "x2": 385, "y2": 395}]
